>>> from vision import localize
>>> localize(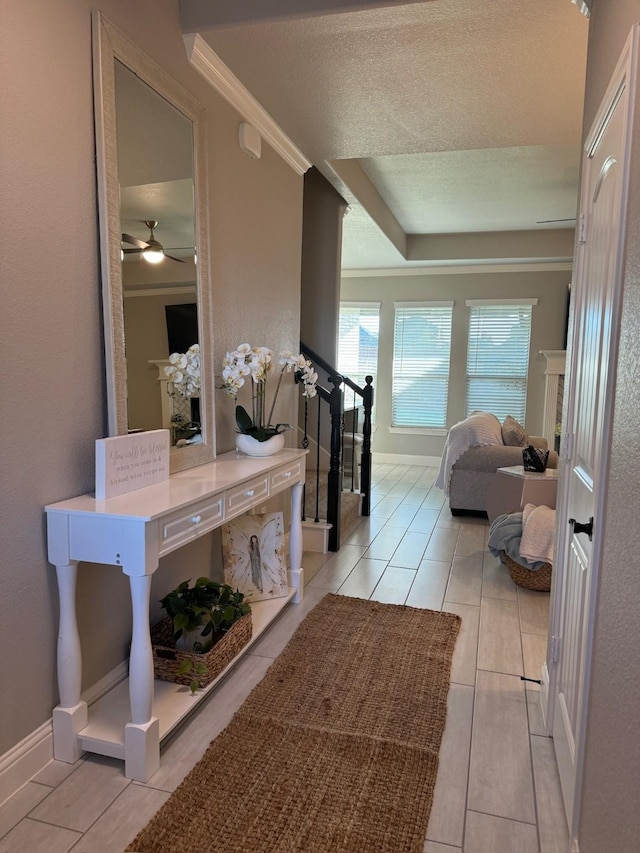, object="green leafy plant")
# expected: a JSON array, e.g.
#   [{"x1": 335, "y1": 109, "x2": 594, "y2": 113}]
[
  {"x1": 234, "y1": 403, "x2": 290, "y2": 442},
  {"x1": 159, "y1": 577, "x2": 251, "y2": 694},
  {"x1": 159, "y1": 577, "x2": 219, "y2": 646},
  {"x1": 176, "y1": 658, "x2": 210, "y2": 693}
]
